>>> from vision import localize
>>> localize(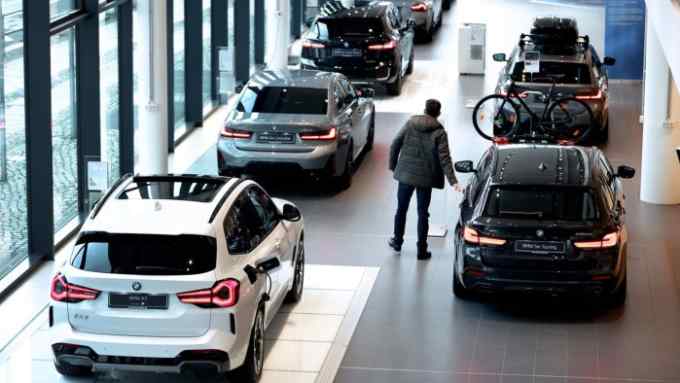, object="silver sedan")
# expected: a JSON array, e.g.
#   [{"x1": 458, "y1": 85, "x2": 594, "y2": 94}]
[
  {"x1": 217, "y1": 70, "x2": 376, "y2": 190},
  {"x1": 410, "y1": 0, "x2": 443, "y2": 40}
]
